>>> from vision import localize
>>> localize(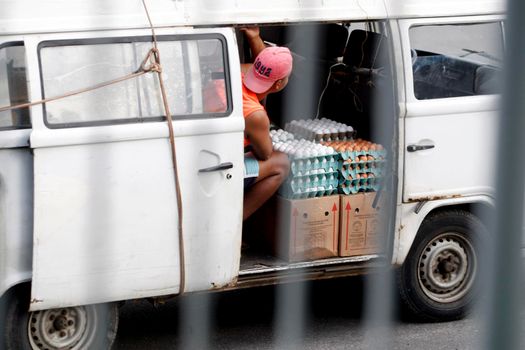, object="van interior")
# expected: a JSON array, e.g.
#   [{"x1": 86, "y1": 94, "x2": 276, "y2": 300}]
[{"x1": 237, "y1": 20, "x2": 397, "y2": 279}]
